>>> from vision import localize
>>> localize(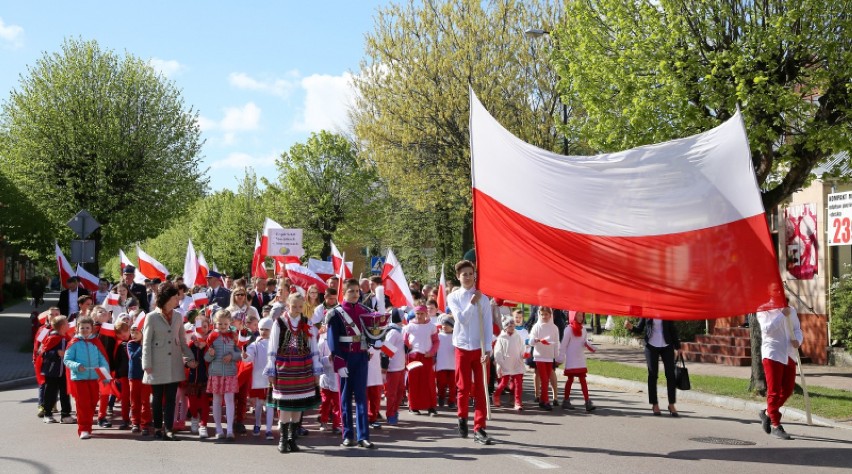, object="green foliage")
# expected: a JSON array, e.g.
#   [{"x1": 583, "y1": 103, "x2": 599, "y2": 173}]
[
  {"x1": 265, "y1": 131, "x2": 381, "y2": 259},
  {"x1": 0, "y1": 38, "x2": 207, "y2": 266},
  {"x1": 553, "y1": 0, "x2": 852, "y2": 210},
  {"x1": 353, "y1": 0, "x2": 566, "y2": 258},
  {"x1": 0, "y1": 170, "x2": 51, "y2": 258},
  {"x1": 829, "y1": 270, "x2": 852, "y2": 348}
]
